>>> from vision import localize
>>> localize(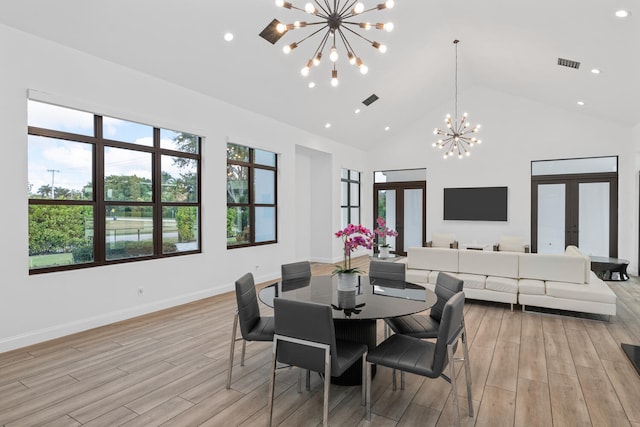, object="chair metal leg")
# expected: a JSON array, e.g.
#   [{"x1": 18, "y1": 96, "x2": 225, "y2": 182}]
[
  {"x1": 361, "y1": 352, "x2": 367, "y2": 406},
  {"x1": 323, "y1": 356, "x2": 331, "y2": 427},
  {"x1": 225, "y1": 312, "x2": 239, "y2": 389},
  {"x1": 448, "y1": 344, "x2": 461, "y2": 427},
  {"x1": 240, "y1": 339, "x2": 247, "y2": 366},
  {"x1": 267, "y1": 339, "x2": 277, "y2": 427},
  {"x1": 463, "y1": 340, "x2": 474, "y2": 417},
  {"x1": 298, "y1": 368, "x2": 303, "y2": 393},
  {"x1": 366, "y1": 361, "x2": 372, "y2": 420},
  {"x1": 306, "y1": 369, "x2": 311, "y2": 391},
  {"x1": 400, "y1": 371, "x2": 405, "y2": 390},
  {"x1": 462, "y1": 317, "x2": 472, "y2": 386},
  {"x1": 392, "y1": 369, "x2": 397, "y2": 390},
  {"x1": 384, "y1": 323, "x2": 390, "y2": 339}
]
